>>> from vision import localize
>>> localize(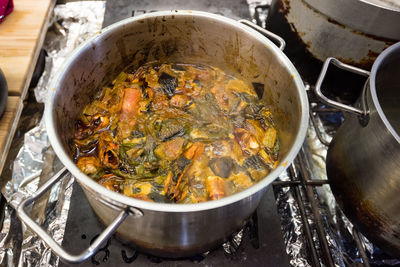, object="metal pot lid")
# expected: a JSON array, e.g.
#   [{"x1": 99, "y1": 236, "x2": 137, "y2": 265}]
[{"x1": 304, "y1": 0, "x2": 400, "y2": 40}]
